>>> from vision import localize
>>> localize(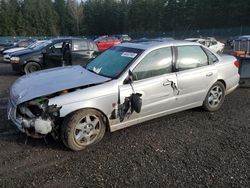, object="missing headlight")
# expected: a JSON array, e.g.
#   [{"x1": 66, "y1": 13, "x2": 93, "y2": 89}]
[{"x1": 17, "y1": 97, "x2": 62, "y2": 137}]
